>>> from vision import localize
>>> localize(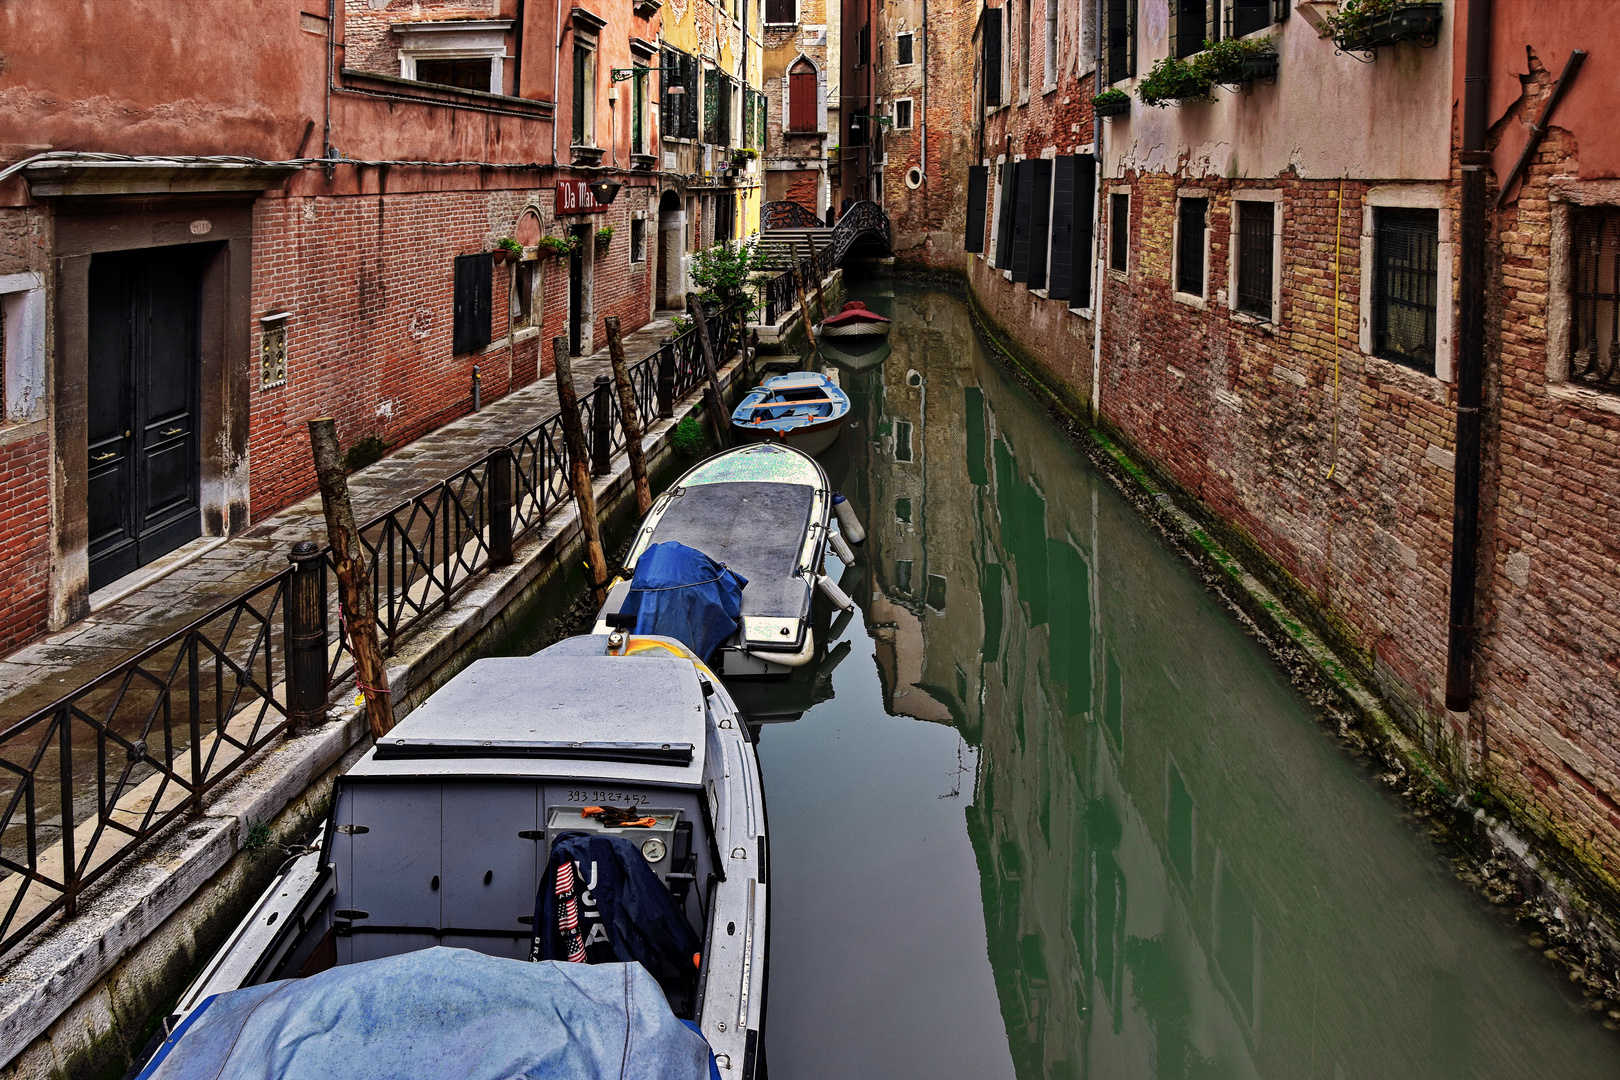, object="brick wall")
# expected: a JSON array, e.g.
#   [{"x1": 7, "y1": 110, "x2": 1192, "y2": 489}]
[{"x1": 0, "y1": 429, "x2": 51, "y2": 654}]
